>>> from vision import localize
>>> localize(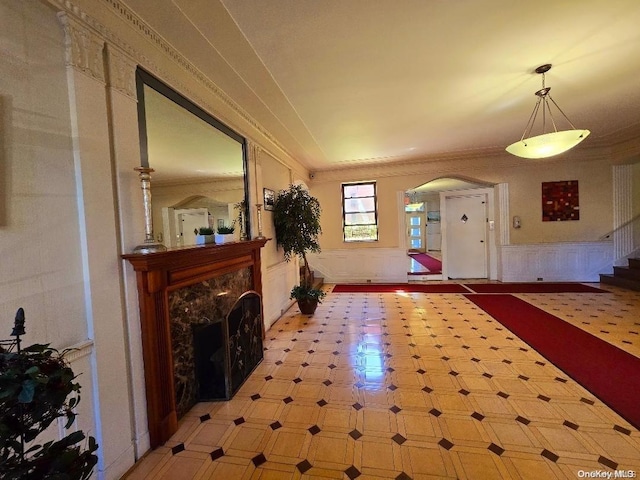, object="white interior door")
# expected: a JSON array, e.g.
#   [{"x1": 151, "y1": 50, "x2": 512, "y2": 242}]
[
  {"x1": 445, "y1": 194, "x2": 487, "y2": 278},
  {"x1": 174, "y1": 208, "x2": 208, "y2": 246}
]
